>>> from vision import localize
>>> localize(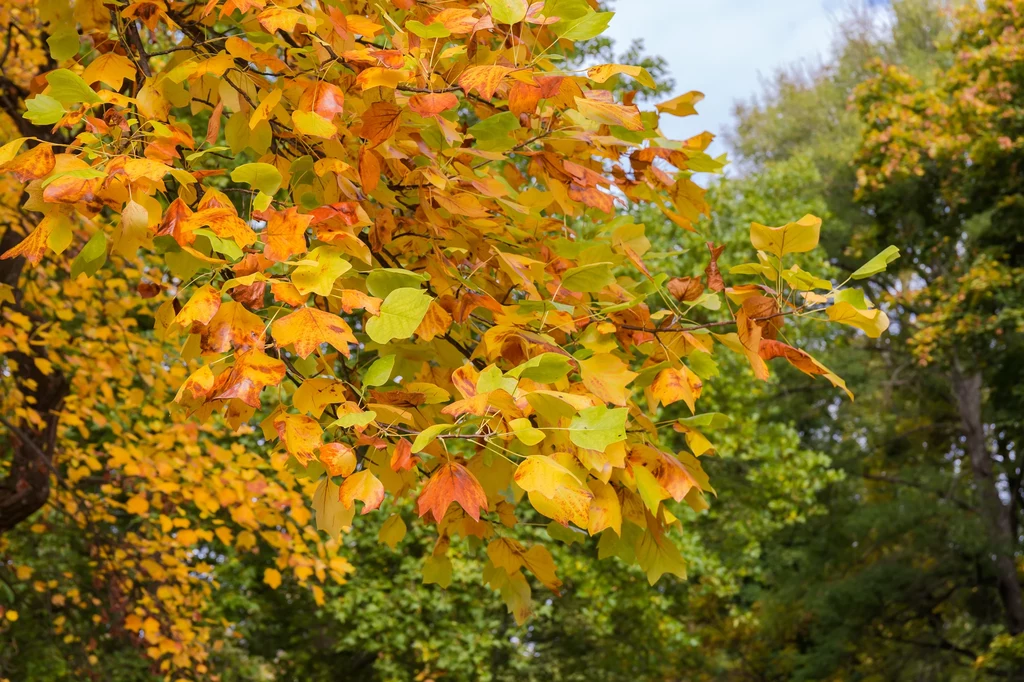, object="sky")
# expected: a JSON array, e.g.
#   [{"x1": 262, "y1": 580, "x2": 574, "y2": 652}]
[{"x1": 604, "y1": 0, "x2": 854, "y2": 157}]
